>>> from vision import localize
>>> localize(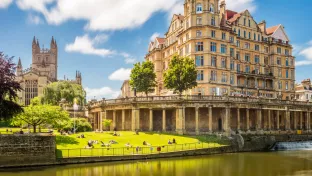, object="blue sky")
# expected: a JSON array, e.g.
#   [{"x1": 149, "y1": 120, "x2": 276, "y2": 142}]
[{"x1": 0, "y1": 0, "x2": 312, "y2": 100}]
